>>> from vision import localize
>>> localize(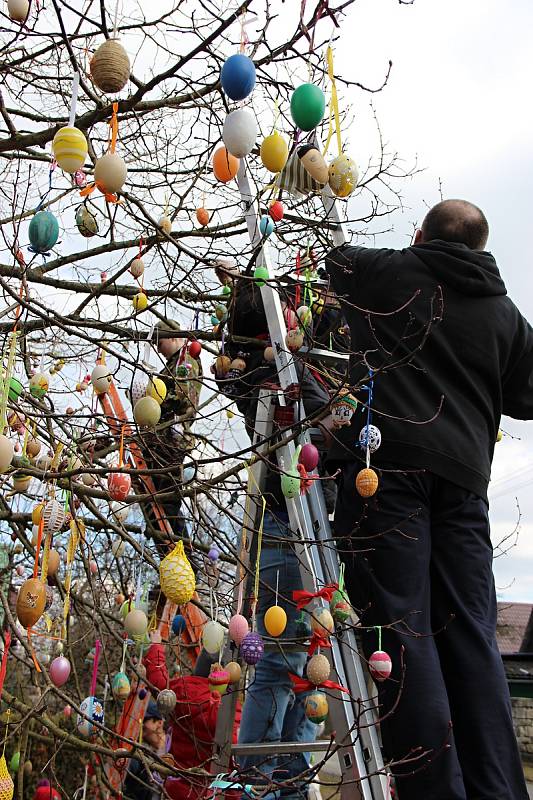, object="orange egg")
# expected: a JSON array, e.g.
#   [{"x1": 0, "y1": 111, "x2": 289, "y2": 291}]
[
  {"x1": 196, "y1": 207, "x2": 210, "y2": 227},
  {"x1": 213, "y1": 147, "x2": 239, "y2": 183}
]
